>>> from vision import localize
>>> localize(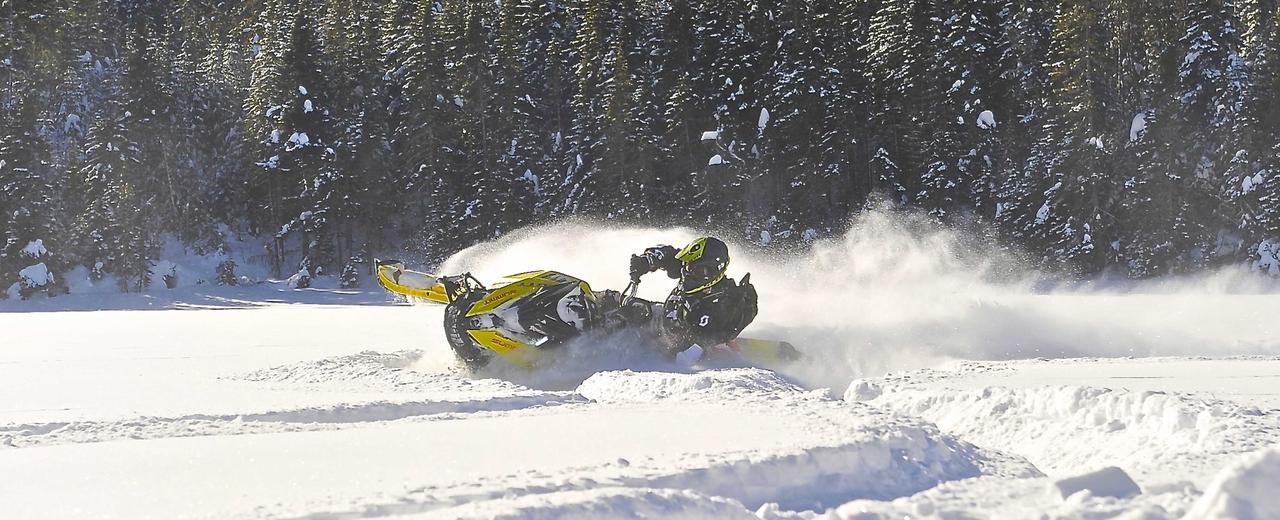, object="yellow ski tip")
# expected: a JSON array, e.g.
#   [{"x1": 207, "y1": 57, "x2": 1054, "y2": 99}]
[{"x1": 375, "y1": 262, "x2": 450, "y2": 304}]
